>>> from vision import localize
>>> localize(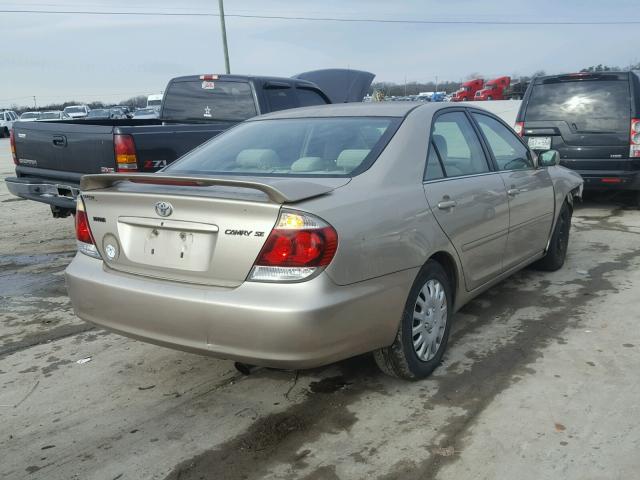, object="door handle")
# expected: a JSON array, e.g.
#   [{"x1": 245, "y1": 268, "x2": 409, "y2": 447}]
[
  {"x1": 437, "y1": 199, "x2": 457, "y2": 209},
  {"x1": 507, "y1": 188, "x2": 520, "y2": 197},
  {"x1": 52, "y1": 135, "x2": 67, "y2": 147}
]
